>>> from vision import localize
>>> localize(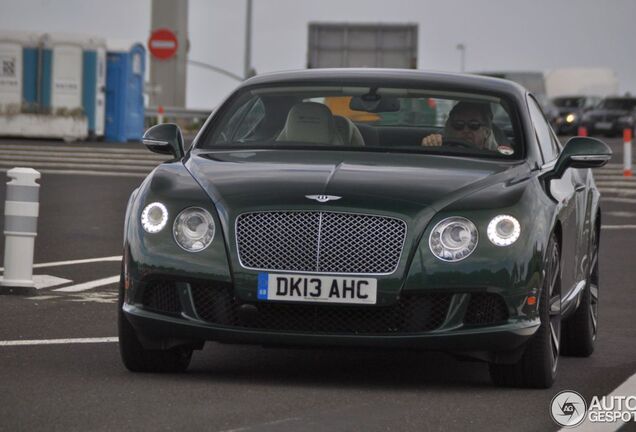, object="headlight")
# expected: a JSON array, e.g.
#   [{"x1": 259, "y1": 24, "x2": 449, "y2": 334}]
[
  {"x1": 173, "y1": 207, "x2": 215, "y2": 252},
  {"x1": 429, "y1": 217, "x2": 478, "y2": 262},
  {"x1": 487, "y1": 215, "x2": 521, "y2": 246},
  {"x1": 565, "y1": 113, "x2": 576, "y2": 123},
  {"x1": 618, "y1": 116, "x2": 634, "y2": 124},
  {"x1": 141, "y1": 202, "x2": 168, "y2": 233}
]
